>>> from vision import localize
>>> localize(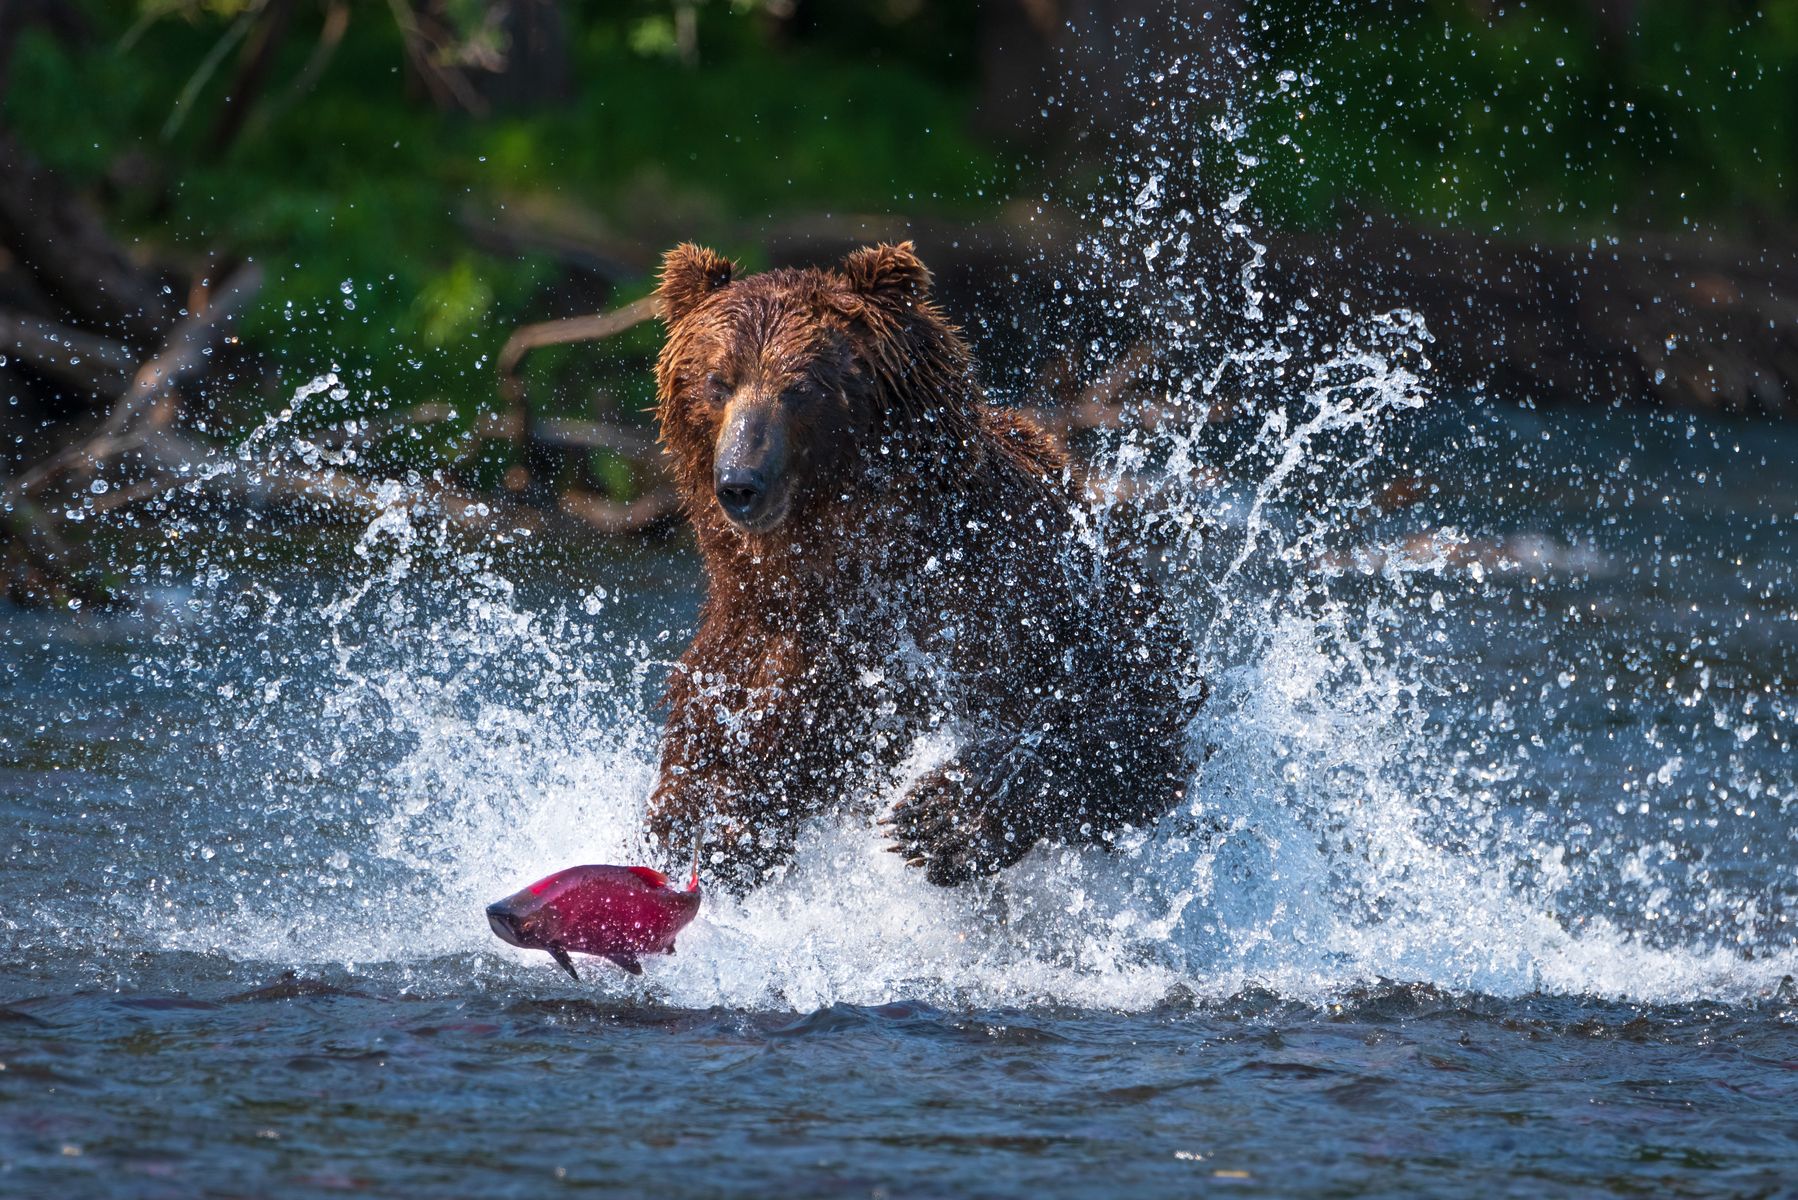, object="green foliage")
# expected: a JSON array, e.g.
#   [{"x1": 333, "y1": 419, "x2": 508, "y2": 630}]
[
  {"x1": 590, "y1": 448, "x2": 641, "y2": 501},
  {"x1": 1246, "y1": 1, "x2": 1796, "y2": 235},
  {"x1": 3, "y1": 0, "x2": 1000, "y2": 449},
  {"x1": 2, "y1": 0, "x2": 1791, "y2": 465},
  {"x1": 626, "y1": 10, "x2": 680, "y2": 59},
  {"x1": 415, "y1": 259, "x2": 500, "y2": 348}
]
